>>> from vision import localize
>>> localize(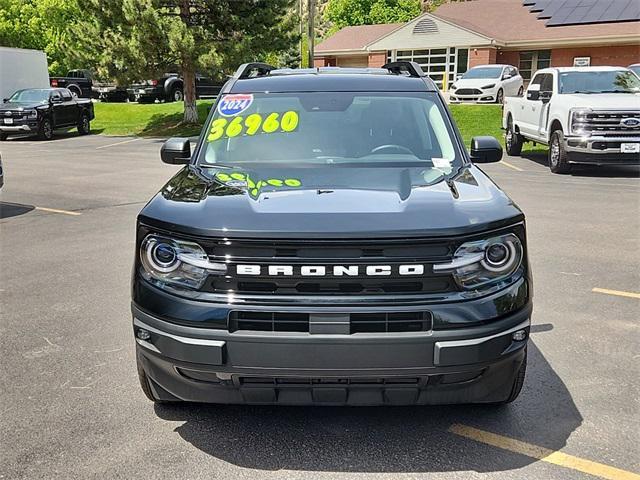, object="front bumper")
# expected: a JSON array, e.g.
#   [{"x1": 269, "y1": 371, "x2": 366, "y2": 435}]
[
  {"x1": 0, "y1": 124, "x2": 35, "y2": 133},
  {"x1": 133, "y1": 299, "x2": 531, "y2": 405},
  {"x1": 564, "y1": 135, "x2": 640, "y2": 165}
]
